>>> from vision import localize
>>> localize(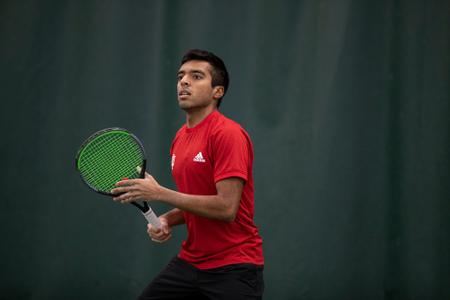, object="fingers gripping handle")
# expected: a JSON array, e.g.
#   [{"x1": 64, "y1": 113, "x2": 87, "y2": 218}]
[{"x1": 142, "y1": 208, "x2": 161, "y2": 228}]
